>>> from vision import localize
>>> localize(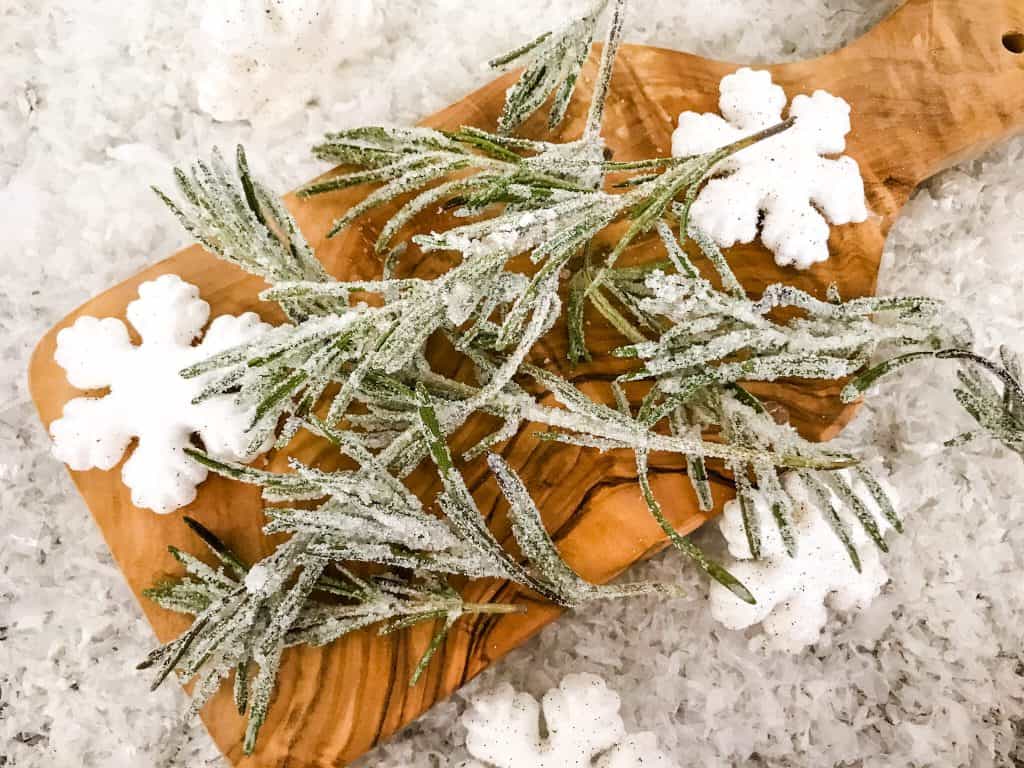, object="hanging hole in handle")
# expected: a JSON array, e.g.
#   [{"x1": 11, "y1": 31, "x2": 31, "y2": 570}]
[{"x1": 1004, "y1": 31, "x2": 1024, "y2": 54}]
